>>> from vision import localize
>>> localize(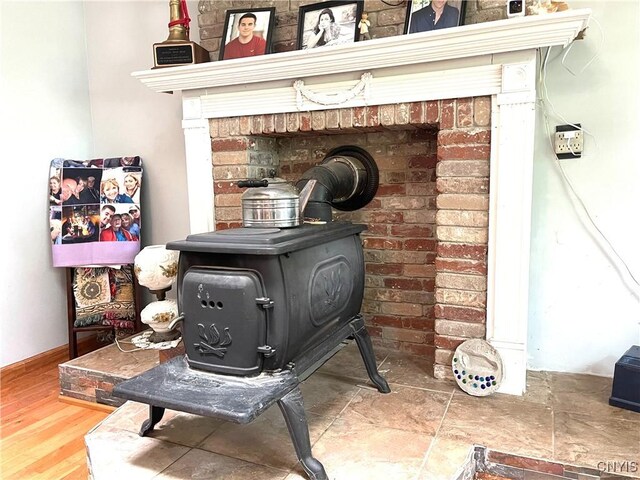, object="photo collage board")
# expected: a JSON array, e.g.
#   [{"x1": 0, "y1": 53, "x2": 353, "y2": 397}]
[{"x1": 49, "y1": 157, "x2": 143, "y2": 267}]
